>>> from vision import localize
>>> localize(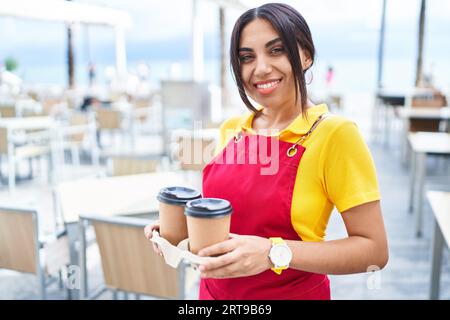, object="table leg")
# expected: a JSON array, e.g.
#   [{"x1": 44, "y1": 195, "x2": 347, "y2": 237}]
[
  {"x1": 414, "y1": 152, "x2": 426, "y2": 237},
  {"x1": 430, "y1": 219, "x2": 444, "y2": 300},
  {"x1": 89, "y1": 123, "x2": 100, "y2": 167},
  {"x1": 79, "y1": 218, "x2": 88, "y2": 299},
  {"x1": 50, "y1": 129, "x2": 63, "y2": 184},
  {"x1": 66, "y1": 222, "x2": 80, "y2": 299},
  {"x1": 408, "y1": 150, "x2": 417, "y2": 213},
  {"x1": 401, "y1": 119, "x2": 410, "y2": 167}
]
